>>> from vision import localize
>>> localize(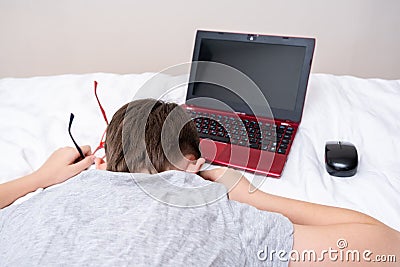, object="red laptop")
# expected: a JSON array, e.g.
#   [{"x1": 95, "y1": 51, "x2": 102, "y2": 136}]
[{"x1": 185, "y1": 30, "x2": 315, "y2": 177}]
